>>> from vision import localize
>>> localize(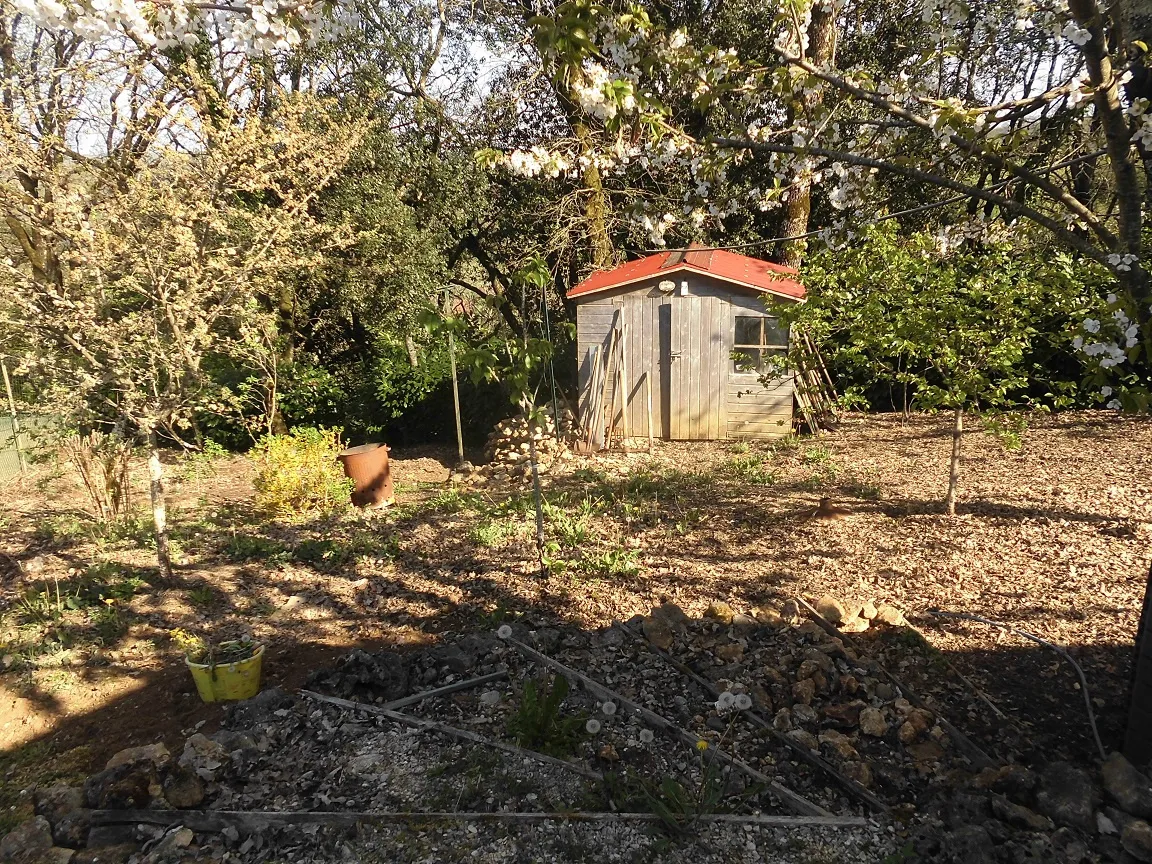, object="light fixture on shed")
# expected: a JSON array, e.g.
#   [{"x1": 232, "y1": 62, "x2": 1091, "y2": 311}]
[
  {"x1": 679, "y1": 280, "x2": 688, "y2": 296},
  {"x1": 657, "y1": 279, "x2": 676, "y2": 293}
]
